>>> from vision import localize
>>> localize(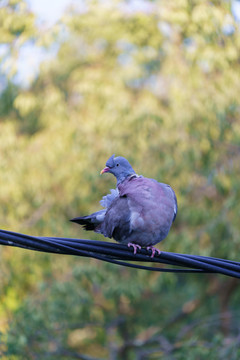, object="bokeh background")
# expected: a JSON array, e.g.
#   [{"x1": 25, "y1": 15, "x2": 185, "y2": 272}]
[{"x1": 0, "y1": 0, "x2": 240, "y2": 358}]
